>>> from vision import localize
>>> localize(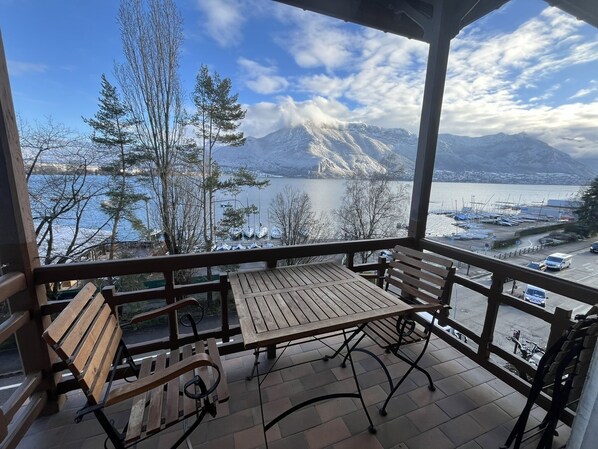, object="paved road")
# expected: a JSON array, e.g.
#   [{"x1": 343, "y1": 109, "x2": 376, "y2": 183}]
[{"x1": 450, "y1": 238, "x2": 598, "y2": 361}]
